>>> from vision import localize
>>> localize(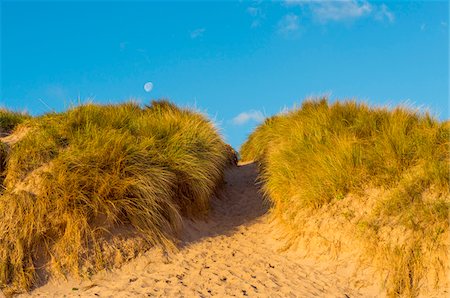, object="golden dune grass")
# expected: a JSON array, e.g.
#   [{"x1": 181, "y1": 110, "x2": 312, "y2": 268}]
[
  {"x1": 241, "y1": 98, "x2": 449, "y2": 297},
  {"x1": 0, "y1": 109, "x2": 30, "y2": 137},
  {"x1": 0, "y1": 100, "x2": 232, "y2": 295}
]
